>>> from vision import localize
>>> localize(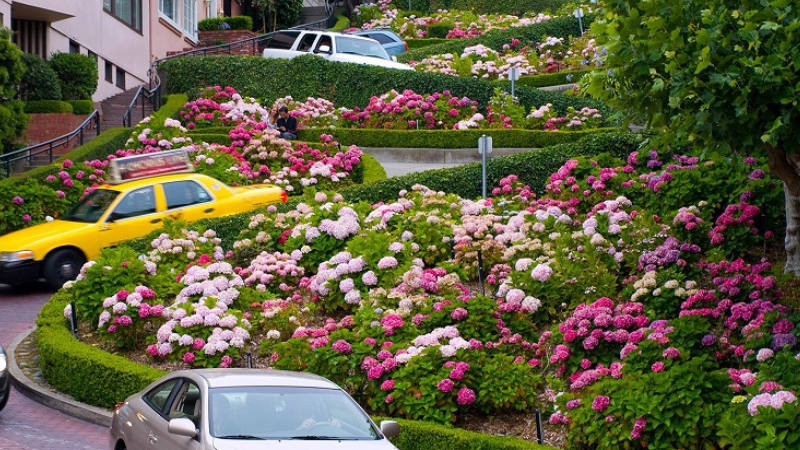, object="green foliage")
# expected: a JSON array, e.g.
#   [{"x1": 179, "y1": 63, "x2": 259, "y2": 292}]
[
  {"x1": 719, "y1": 402, "x2": 800, "y2": 450},
  {"x1": 23, "y1": 100, "x2": 73, "y2": 114},
  {"x1": 407, "y1": 38, "x2": 449, "y2": 50},
  {"x1": 297, "y1": 128, "x2": 615, "y2": 149},
  {"x1": 244, "y1": 0, "x2": 302, "y2": 32},
  {"x1": 384, "y1": 416, "x2": 551, "y2": 449},
  {"x1": 428, "y1": 0, "x2": 566, "y2": 14},
  {"x1": 161, "y1": 54, "x2": 614, "y2": 117},
  {"x1": 585, "y1": 0, "x2": 800, "y2": 156},
  {"x1": 399, "y1": 15, "x2": 589, "y2": 63},
  {"x1": 198, "y1": 15, "x2": 254, "y2": 31},
  {"x1": 426, "y1": 23, "x2": 453, "y2": 39},
  {"x1": 361, "y1": 152, "x2": 387, "y2": 183},
  {"x1": 0, "y1": 28, "x2": 28, "y2": 149},
  {"x1": 36, "y1": 291, "x2": 166, "y2": 407},
  {"x1": 68, "y1": 100, "x2": 94, "y2": 114},
  {"x1": 49, "y1": 52, "x2": 99, "y2": 100},
  {"x1": 329, "y1": 13, "x2": 351, "y2": 31},
  {"x1": 500, "y1": 69, "x2": 589, "y2": 88},
  {"x1": 18, "y1": 52, "x2": 62, "y2": 101}
]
